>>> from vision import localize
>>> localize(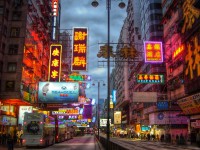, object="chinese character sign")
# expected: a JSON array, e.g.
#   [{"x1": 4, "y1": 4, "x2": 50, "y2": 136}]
[
  {"x1": 72, "y1": 27, "x2": 88, "y2": 71},
  {"x1": 48, "y1": 44, "x2": 62, "y2": 81},
  {"x1": 137, "y1": 74, "x2": 164, "y2": 84},
  {"x1": 144, "y1": 41, "x2": 163, "y2": 63},
  {"x1": 52, "y1": 0, "x2": 59, "y2": 16}
]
